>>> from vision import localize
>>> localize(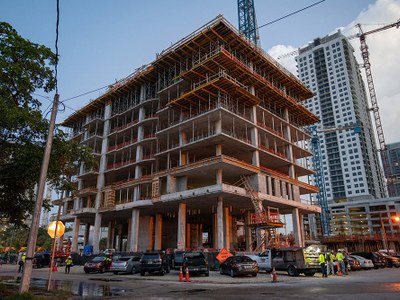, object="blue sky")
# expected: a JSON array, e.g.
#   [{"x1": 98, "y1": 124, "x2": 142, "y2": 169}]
[{"x1": 2, "y1": 0, "x2": 400, "y2": 143}]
